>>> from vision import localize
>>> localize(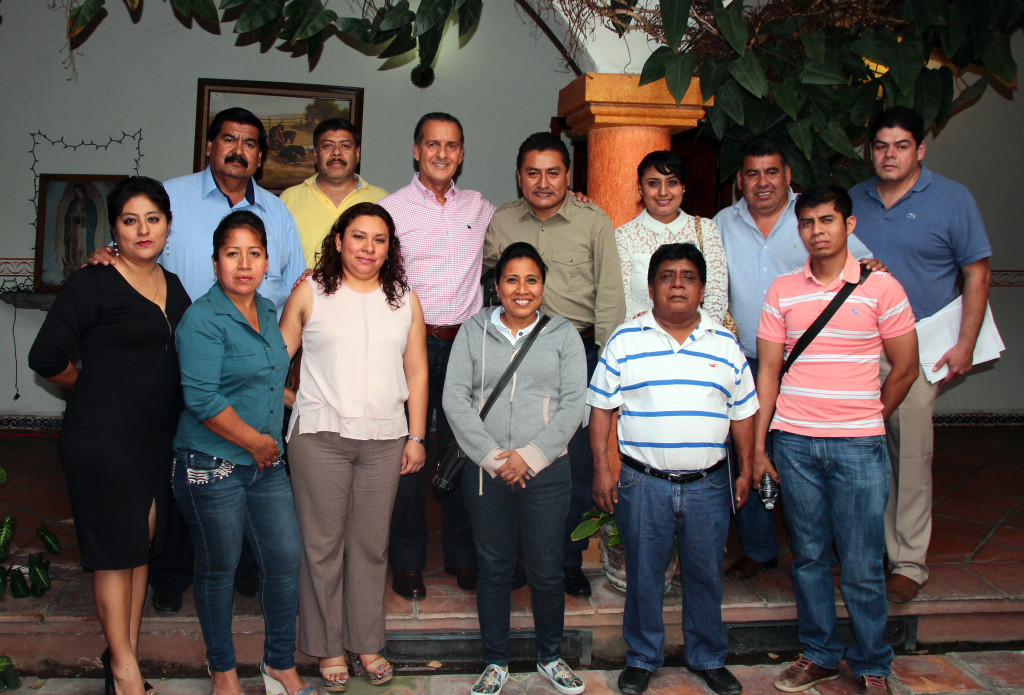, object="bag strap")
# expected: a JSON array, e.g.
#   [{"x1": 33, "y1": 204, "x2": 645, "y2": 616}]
[
  {"x1": 694, "y1": 216, "x2": 704, "y2": 251},
  {"x1": 478, "y1": 314, "x2": 552, "y2": 420},
  {"x1": 781, "y1": 262, "x2": 872, "y2": 377}
]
